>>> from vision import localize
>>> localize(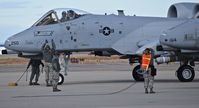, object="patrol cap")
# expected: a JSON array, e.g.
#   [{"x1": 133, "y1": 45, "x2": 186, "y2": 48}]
[
  {"x1": 45, "y1": 45, "x2": 50, "y2": 50},
  {"x1": 144, "y1": 48, "x2": 151, "y2": 54}
]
